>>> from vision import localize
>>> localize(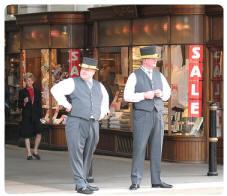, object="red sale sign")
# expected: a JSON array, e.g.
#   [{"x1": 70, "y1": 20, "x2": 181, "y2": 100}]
[
  {"x1": 189, "y1": 45, "x2": 203, "y2": 63},
  {"x1": 69, "y1": 49, "x2": 80, "y2": 78},
  {"x1": 188, "y1": 80, "x2": 203, "y2": 99},
  {"x1": 188, "y1": 99, "x2": 202, "y2": 117},
  {"x1": 188, "y1": 45, "x2": 203, "y2": 117},
  {"x1": 213, "y1": 51, "x2": 221, "y2": 79},
  {"x1": 213, "y1": 80, "x2": 220, "y2": 99},
  {"x1": 189, "y1": 62, "x2": 203, "y2": 80}
]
